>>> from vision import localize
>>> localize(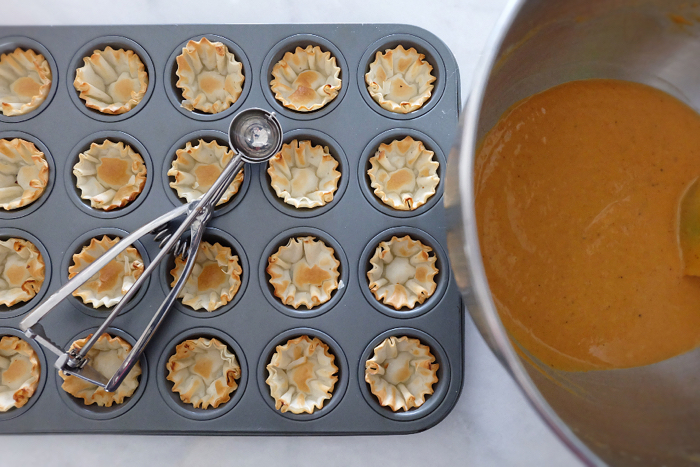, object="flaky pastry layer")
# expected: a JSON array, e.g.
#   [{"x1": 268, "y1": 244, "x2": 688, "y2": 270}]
[
  {"x1": 367, "y1": 136, "x2": 439, "y2": 211},
  {"x1": 0, "y1": 336, "x2": 40, "y2": 412},
  {"x1": 73, "y1": 47, "x2": 148, "y2": 115},
  {"x1": 268, "y1": 139, "x2": 340, "y2": 208},
  {"x1": 170, "y1": 241, "x2": 242, "y2": 312},
  {"x1": 166, "y1": 337, "x2": 241, "y2": 409},
  {"x1": 367, "y1": 235, "x2": 438, "y2": 310},
  {"x1": 365, "y1": 336, "x2": 438, "y2": 411},
  {"x1": 270, "y1": 45, "x2": 341, "y2": 112},
  {"x1": 0, "y1": 138, "x2": 49, "y2": 210},
  {"x1": 176, "y1": 37, "x2": 244, "y2": 114},
  {"x1": 73, "y1": 139, "x2": 147, "y2": 211},
  {"x1": 168, "y1": 139, "x2": 243, "y2": 206},
  {"x1": 60, "y1": 333, "x2": 141, "y2": 407},
  {"x1": 0, "y1": 238, "x2": 45, "y2": 307},
  {"x1": 365, "y1": 45, "x2": 435, "y2": 114},
  {"x1": 266, "y1": 335, "x2": 338, "y2": 414},
  {"x1": 68, "y1": 235, "x2": 144, "y2": 308},
  {"x1": 267, "y1": 236, "x2": 340, "y2": 309},
  {"x1": 0, "y1": 48, "x2": 52, "y2": 116}
]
